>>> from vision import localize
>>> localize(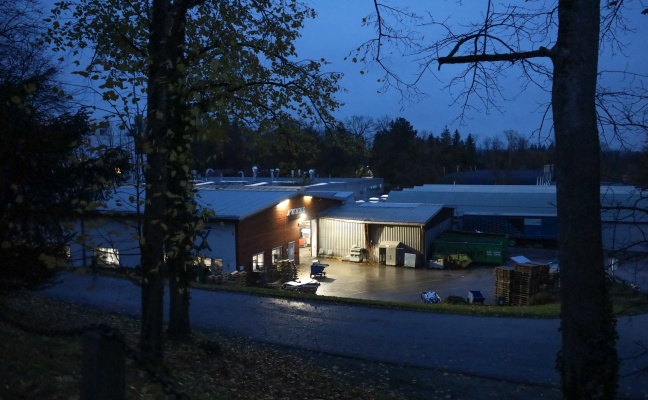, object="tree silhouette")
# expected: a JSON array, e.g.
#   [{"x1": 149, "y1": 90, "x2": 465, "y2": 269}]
[{"x1": 361, "y1": 1, "x2": 648, "y2": 397}]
